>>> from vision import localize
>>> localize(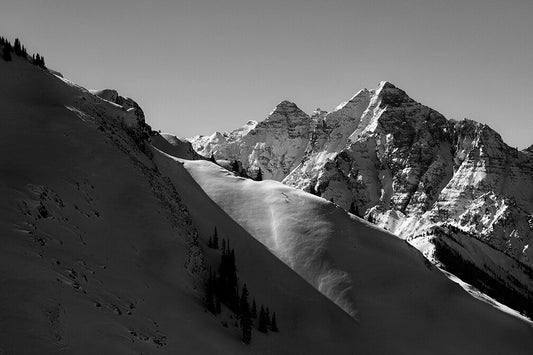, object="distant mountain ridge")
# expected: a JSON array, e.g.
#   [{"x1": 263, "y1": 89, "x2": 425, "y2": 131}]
[{"x1": 188, "y1": 81, "x2": 533, "y2": 317}]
